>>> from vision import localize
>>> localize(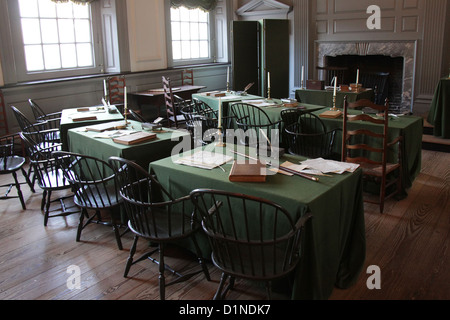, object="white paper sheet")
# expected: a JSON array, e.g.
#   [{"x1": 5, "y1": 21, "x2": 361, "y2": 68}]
[
  {"x1": 175, "y1": 151, "x2": 233, "y2": 170},
  {"x1": 301, "y1": 158, "x2": 360, "y2": 174}
]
